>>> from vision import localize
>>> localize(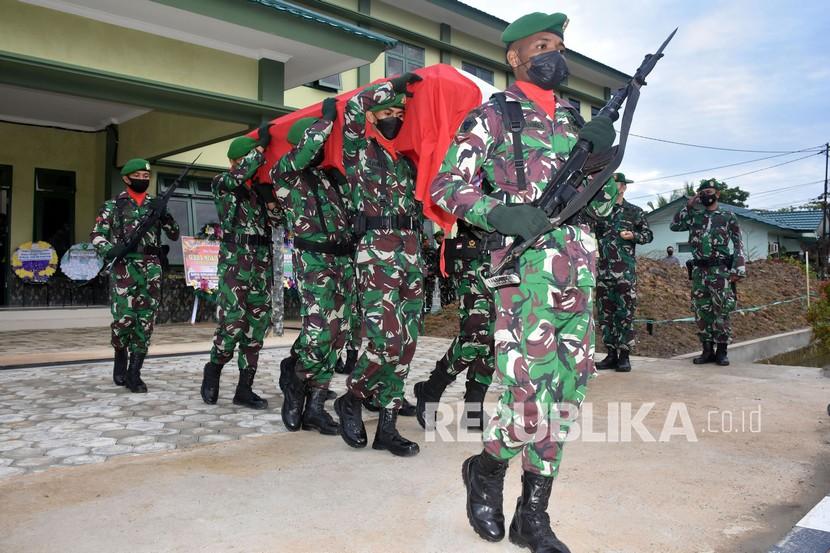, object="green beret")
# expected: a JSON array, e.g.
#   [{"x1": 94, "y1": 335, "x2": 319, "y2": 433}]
[
  {"x1": 613, "y1": 173, "x2": 634, "y2": 184},
  {"x1": 698, "y1": 179, "x2": 725, "y2": 192},
  {"x1": 502, "y1": 12, "x2": 568, "y2": 45},
  {"x1": 227, "y1": 137, "x2": 258, "y2": 160},
  {"x1": 120, "y1": 158, "x2": 150, "y2": 176},
  {"x1": 287, "y1": 117, "x2": 318, "y2": 146},
  {"x1": 369, "y1": 93, "x2": 406, "y2": 112}
]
